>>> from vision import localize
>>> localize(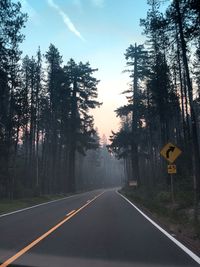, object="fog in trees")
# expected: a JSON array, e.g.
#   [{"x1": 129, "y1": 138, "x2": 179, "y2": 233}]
[
  {"x1": 1, "y1": 0, "x2": 200, "y2": 226},
  {"x1": 0, "y1": 0, "x2": 124, "y2": 199},
  {"x1": 108, "y1": 0, "x2": 200, "y2": 221}
]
